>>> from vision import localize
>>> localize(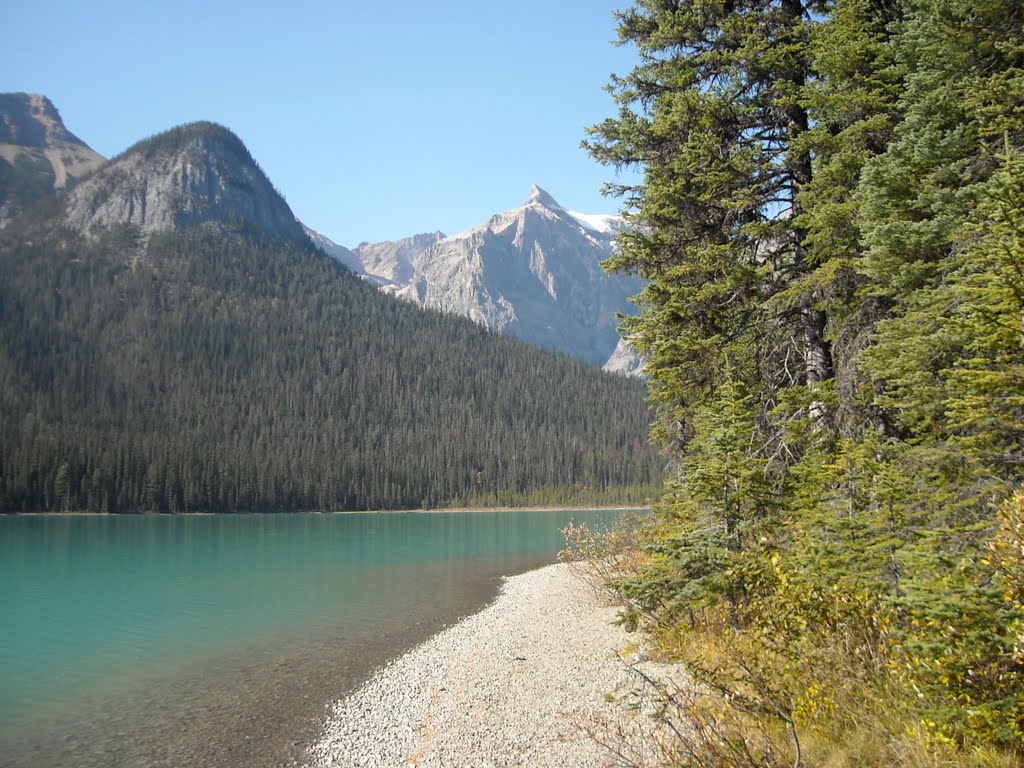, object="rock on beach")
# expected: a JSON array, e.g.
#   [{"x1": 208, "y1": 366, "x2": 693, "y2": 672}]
[{"x1": 305, "y1": 563, "x2": 636, "y2": 768}]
